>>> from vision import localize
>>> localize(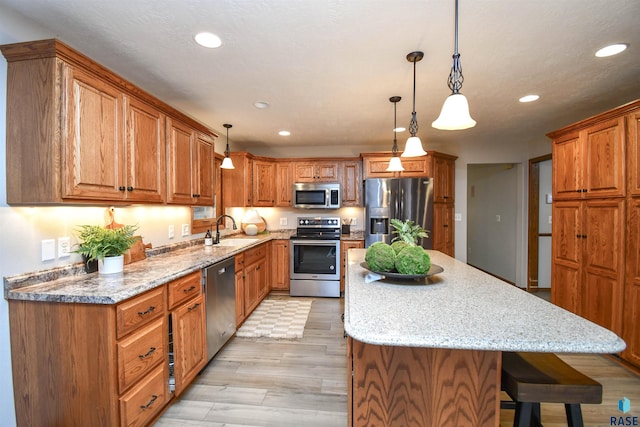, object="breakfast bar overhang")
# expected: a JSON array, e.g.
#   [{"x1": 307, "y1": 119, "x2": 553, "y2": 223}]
[{"x1": 343, "y1": 249, "x2": 626, "y2": 427}]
